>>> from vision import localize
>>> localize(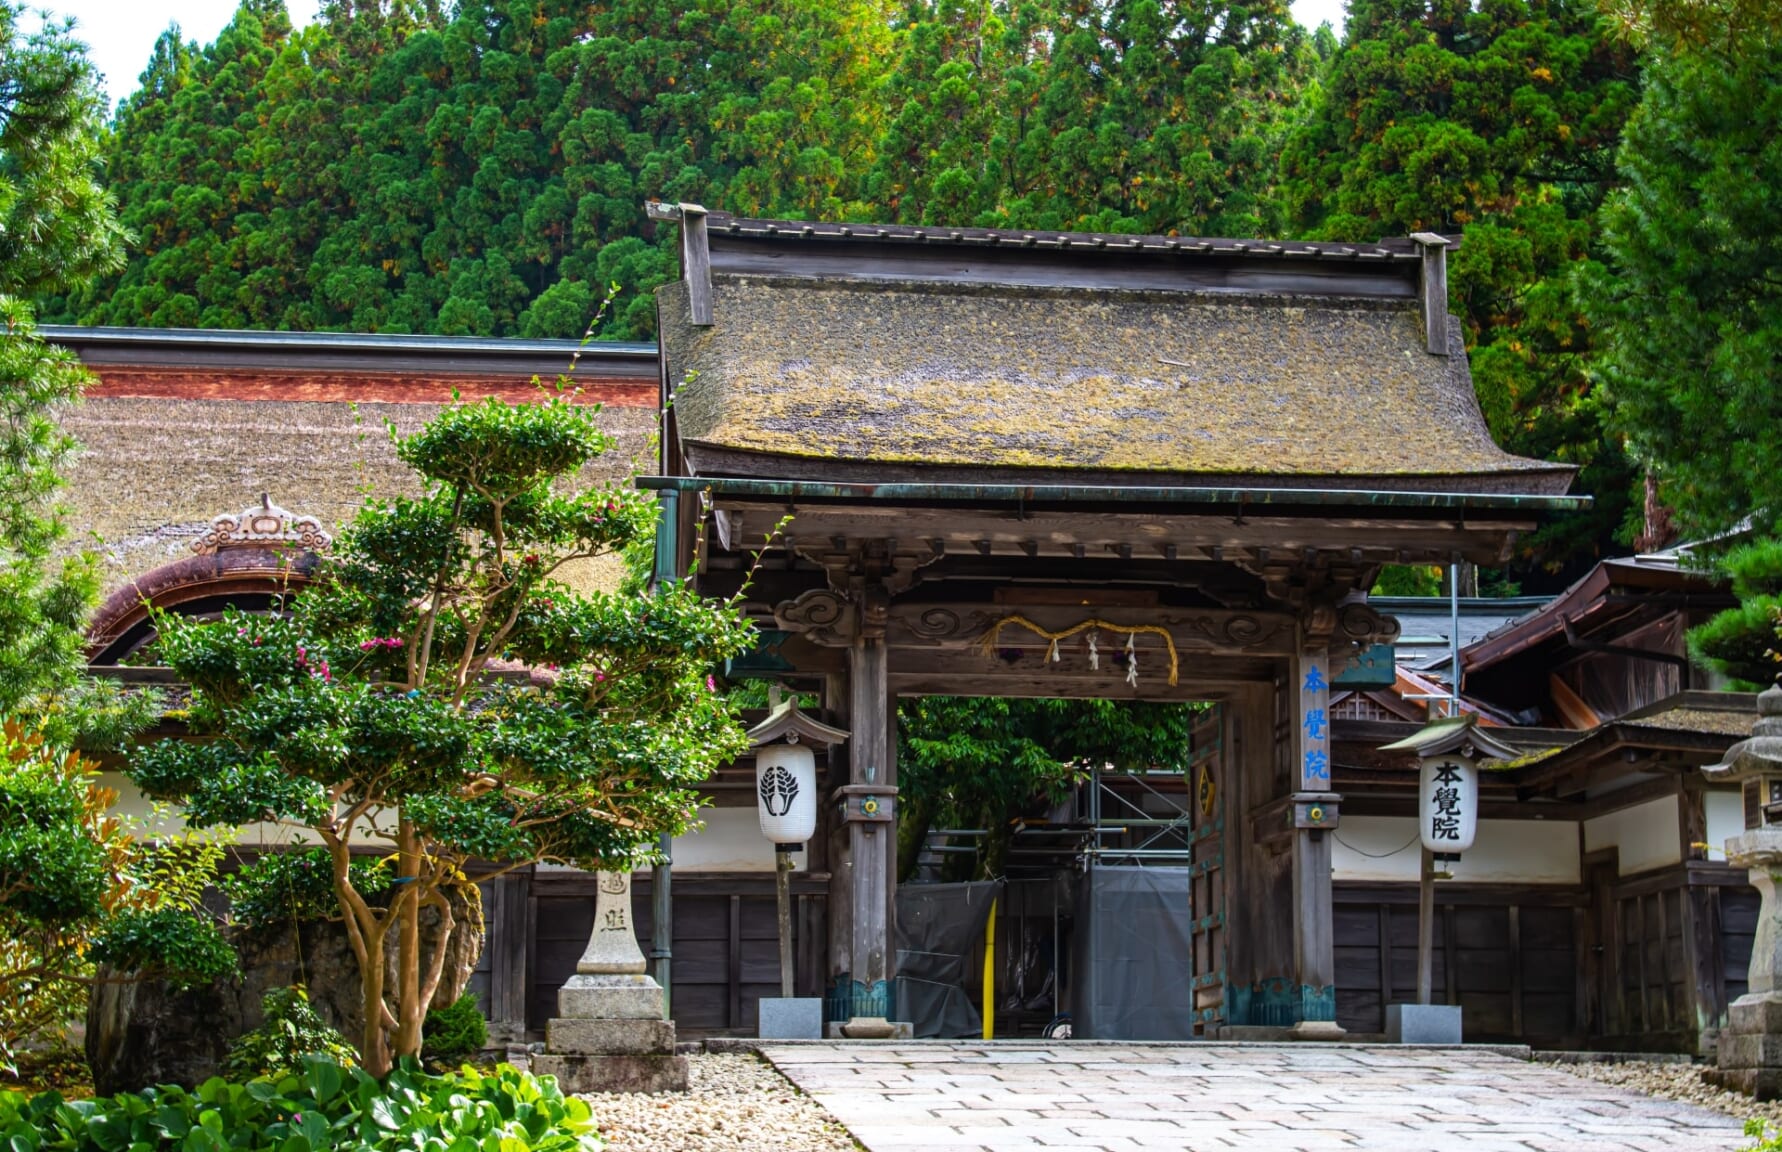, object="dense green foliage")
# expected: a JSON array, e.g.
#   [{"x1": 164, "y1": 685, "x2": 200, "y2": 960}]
[
  {"x1": 1278, "y1": 0, "x2": 1640, "y2": 581},
  {"x1": 0, "y1": 2, "x2": 161, "y2": 742},
  {"x1": 124, "y1": 395, "x2": 755, "y2": 1074},
  {"x1": 219, "y1": 848, "x2": 393, "y2": 929},
  {"x1": 224, "y1": 987, "x2": 359, "y2": 1080},
  {"x1": 0, "y1": 724, "x2": 233, "y2": 1074},
  {"x1": 1685, "y1": 539, "x2": 1782, "y2": 688},
  {"x1": 48, "y1": 0, "x2": 1317, "y2": 340},
  {"x1": 421, "y1": 993, "x2": 489, "y2": 1070},
  {"x1": 896, "y1": 697, "x2": 1206, "y2": 880},
  {"x1": 1586, "y1": 35, "x2": 1782, "y2": 539},
  {"x1": 0, "y1": 1058, "x2": 600, "y2": 1152}
]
